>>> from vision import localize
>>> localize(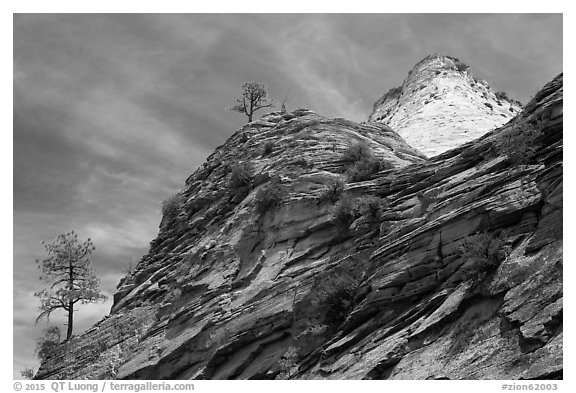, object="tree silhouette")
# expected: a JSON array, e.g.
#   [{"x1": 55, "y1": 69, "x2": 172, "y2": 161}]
[
  {"x1": 34, "y1": 231, "x2": 107, "y2": 340},
  {"x1": 229, "y1": 82, "x2": 274, "y2": 122}
]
